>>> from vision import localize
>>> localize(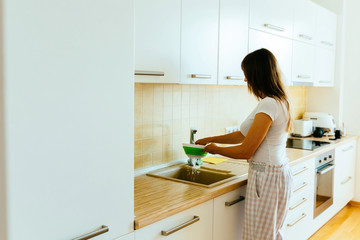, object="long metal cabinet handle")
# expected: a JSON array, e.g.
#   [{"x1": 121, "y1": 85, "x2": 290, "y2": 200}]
[
  {"x1": 161, "y1": 216, "x2": 200, "y2": 236},
  {"x1": 225, "y1": 76, "x2": 244, "y2": 80},
  {"x1": 293, "y1": 167, "x2": 308, "y2": 176},
  {"x1": 342, "y1": 146, "x2": 354, "y2": 152},
  {"x1": 225, "y1": 196, "x2": 245, "y2": 206},
  {"x1": 287, "y1": 213, "x2": 306, "y2": 227},
  {"x1": 297, "y1": 75, "x2": 311, "y2": 79},
  {"x1": 191, "y1": 74, "x2": 212, "y2": 79},
  {"x1": 293, "y1": 182, "x2": 308, "y2": 193},
  {"x1": 263, "y1": 24, "x2": 285, "y2": 32},
  {"x1": 321, "y1": 41, "x2": 334, "y2": 46},
  {"x1": 289, "y1": 198, "x2": 307, "y2": 210},
  {"x1": 299, "y1": 34, "x2": 312, "y2": 40},
  {"x1": 72, "y1": 225, "x2": 109, "y2": 240},
  {"x1": 317, "y1": 164, "x2": 335, "y2": 175},
  {"x1": 319, "y1": 80, "x2": 331, "y2": 83},
  {"x1": 135, "y1": 70, "x2": 165, "y2": 76},
  {"x1": 341, "y1": 176, "x2": 352, "y2": 184}
]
